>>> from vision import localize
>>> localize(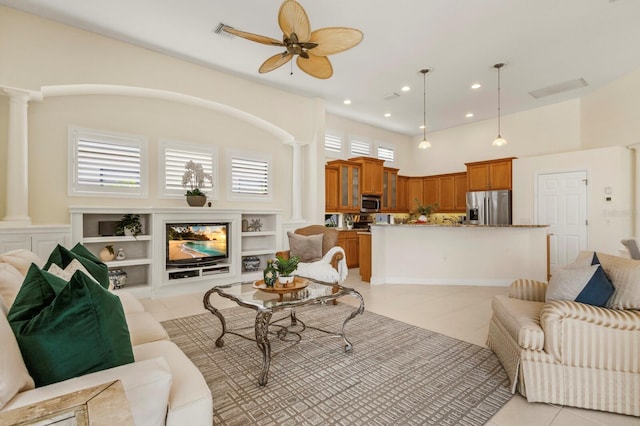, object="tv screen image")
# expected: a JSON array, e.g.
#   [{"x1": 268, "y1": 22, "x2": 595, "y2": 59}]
[{"x1": 166, "y1": 223, "x2": 228, "y2": 266}]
